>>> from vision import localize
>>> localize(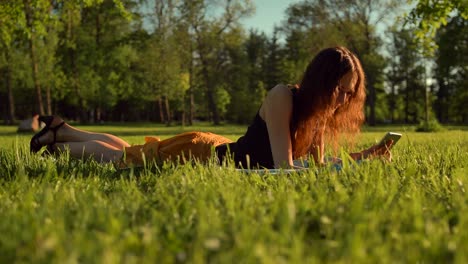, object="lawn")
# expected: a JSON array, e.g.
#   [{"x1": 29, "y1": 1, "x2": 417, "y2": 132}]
[{"x1": 0, "y1": 123, "x2": 467, "y2": 263}]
